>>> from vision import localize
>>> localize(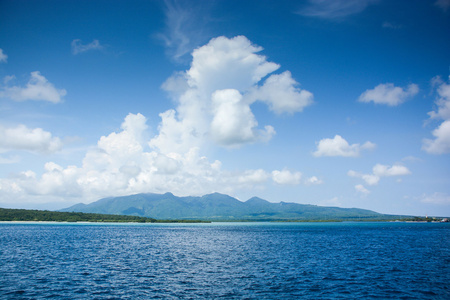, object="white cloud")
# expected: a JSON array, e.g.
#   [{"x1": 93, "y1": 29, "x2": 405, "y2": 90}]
[
  {"x1": 372, "y1": 163, "x2": 411, "y2": 177},
  {"x1": 298, "y1": 0, "x2": 379, "y2": 19},
  {"x1": 435, "y1": 0, "x2": 450, "y2": 12},
  {"x1": 0, "y1": 49, "x2": 7, "y2": 63},
  {"x1": 428, "y1": 78, "x2": 450, "y2": 121},
  {"x1": 355, "y1": 184, "x2": 370, "y2": 195},
  {"x1": 246, "y1": 71, "x2": 314, "y2": 114},
  {"x1": 210, "y1": 89, "x2": 275, "y2": 147},
  {"x1": 0, "y1": 124, "x2": 63, "y2": 154},
  {"x1": 0, "y1": 114, "x2": 223, "y2": 202},
  {"x1": 423, "y1": 77, "x2": 450, "y2": 154},
  {"x1": 420, "y1": 192, "x2": 450, "y2": 205},
  {"x1": 97, "y1": 113, "x2": 147, "y2": 157},
  {"x1": 305, "y1": 176, "x2": 323, "y2": 185},
  {"x1": 151, "y1": 35, "x2": 313, "y2": 151},
  {"x1": 358, "y1": 83, "x2": 419, "y2": 106},
  {"x1": 187, "y1": 36, "x2": 280, "y2": 93},
  {"x1": 238, "y1": 169, "x2": 270, "y2": 185},
  {"x1": 272, "y1": 169, "x2": 302, "y2": 185},
  {"x1": 1, "y1": 71, "x2": 66, "y2": 103},
  {"x1": 313, "y1": 135, "x2": 375, "y2": 157},
  {"x1": 348, "y1": 163, "x2": 411, "y2": 186},
  {"x1": 71, "y1": 39, "x2": 103, "y2": 55},
  {"x1": 422, "y1": 120, "x2": 450, "y2": 154}
]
